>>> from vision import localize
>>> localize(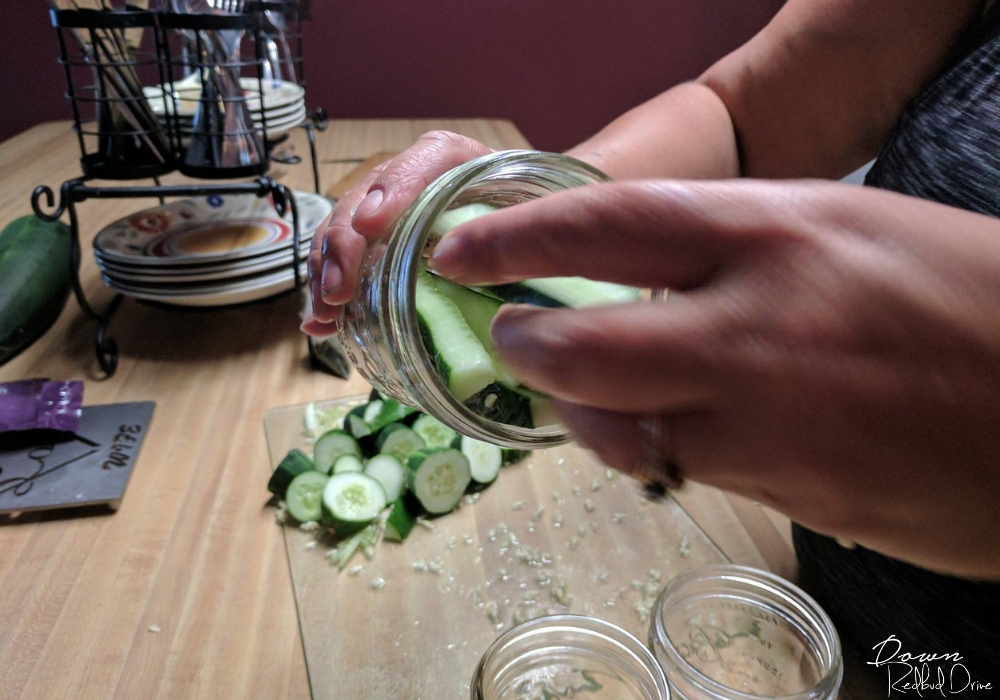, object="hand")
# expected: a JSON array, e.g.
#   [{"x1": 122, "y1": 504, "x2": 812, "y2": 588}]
[
  {"x1": 302, "y1": 131, "x2": 494, "y2": 336},
  {"x1": 430, "y1": 179, "x2": 1000, "y2": 578}
]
